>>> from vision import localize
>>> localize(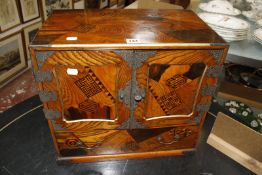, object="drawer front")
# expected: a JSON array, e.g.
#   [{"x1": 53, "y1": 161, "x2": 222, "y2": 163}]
[{"x1": 53, "y1": 125, "x2": 199, "y2": 157}]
